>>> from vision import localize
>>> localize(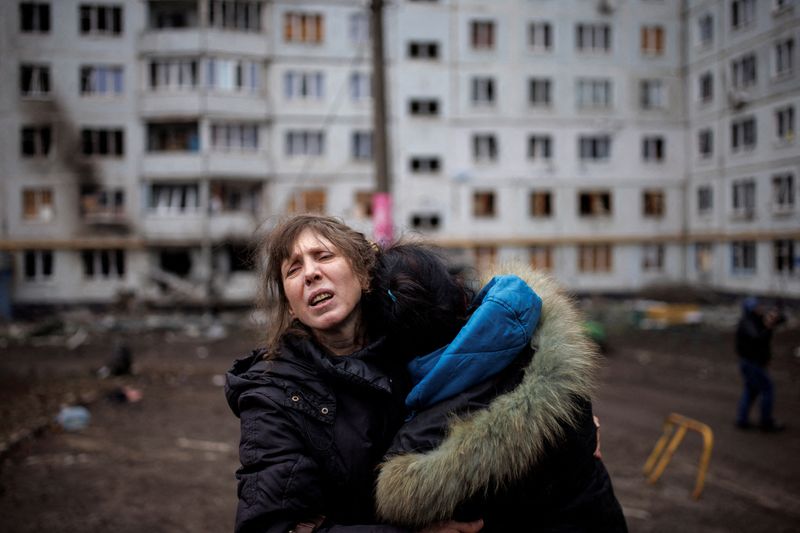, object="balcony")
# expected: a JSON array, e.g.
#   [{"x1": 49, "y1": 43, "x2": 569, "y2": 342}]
[
  {"x1": 141, "y1": 89, "x2": 270, "y2": 119},
  {"x1": 80, "y1": 187, "x2": 130, "y2": 228},
  {"x1": 208, "y1": 181, "x2": 262, "y2": 239},
  {"x1": 207, "y1": 151, "x2": 271, "y2": 177}
]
